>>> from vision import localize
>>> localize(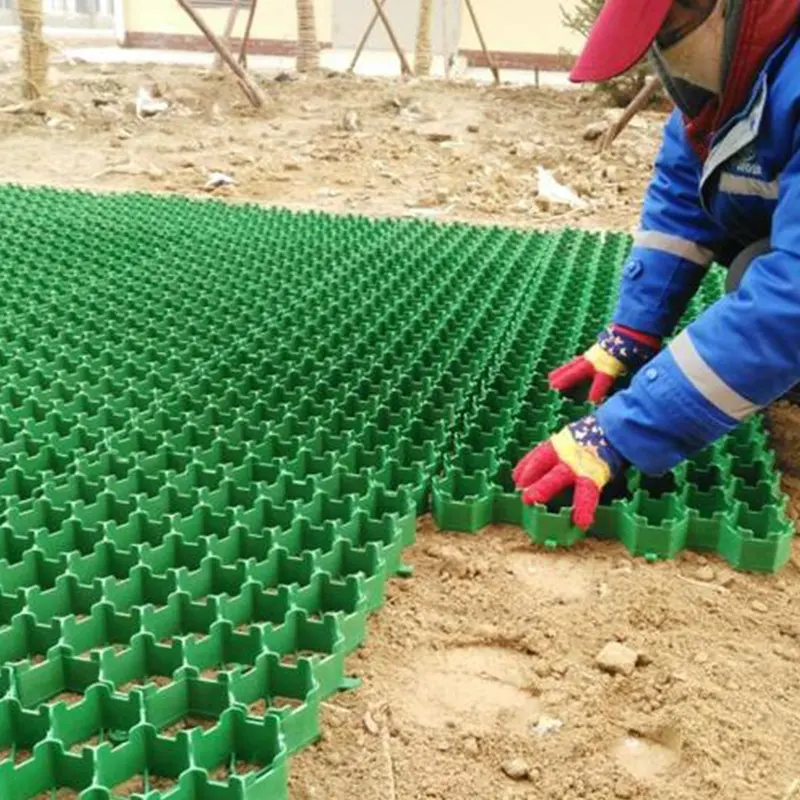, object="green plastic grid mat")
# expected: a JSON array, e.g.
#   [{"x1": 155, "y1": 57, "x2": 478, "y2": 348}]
[{"x1": 0, "y1": 184, "x2": 792, "y2": 799}]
